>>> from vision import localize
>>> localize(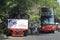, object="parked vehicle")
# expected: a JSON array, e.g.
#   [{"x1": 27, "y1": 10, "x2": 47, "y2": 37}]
[
  {"x1": 6, "y1": 19, "x2": 28, "y2": 37},
  {"x1": 40, "y1": 7, "x2": 56, "y2": 33}
]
